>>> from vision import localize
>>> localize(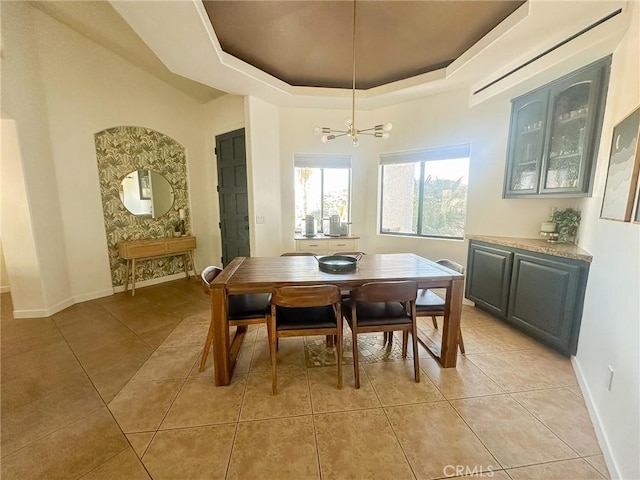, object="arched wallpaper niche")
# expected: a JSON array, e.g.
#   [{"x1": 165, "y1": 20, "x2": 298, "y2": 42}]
[{"x1": 95, "y1": 126, "x2": 192, "y2": 287}]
